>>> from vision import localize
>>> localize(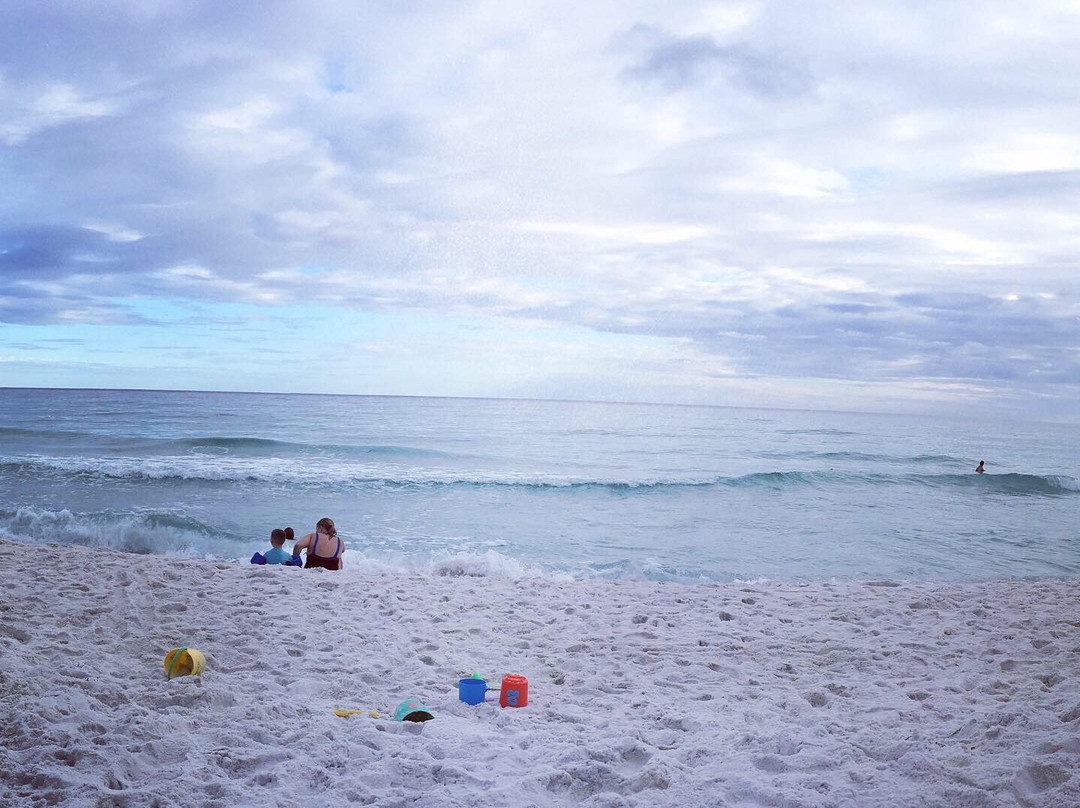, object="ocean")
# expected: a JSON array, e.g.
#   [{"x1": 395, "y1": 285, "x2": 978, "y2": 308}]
[{"x1": 1, "y1": 388, "x2": 1076, "y2": 583}]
